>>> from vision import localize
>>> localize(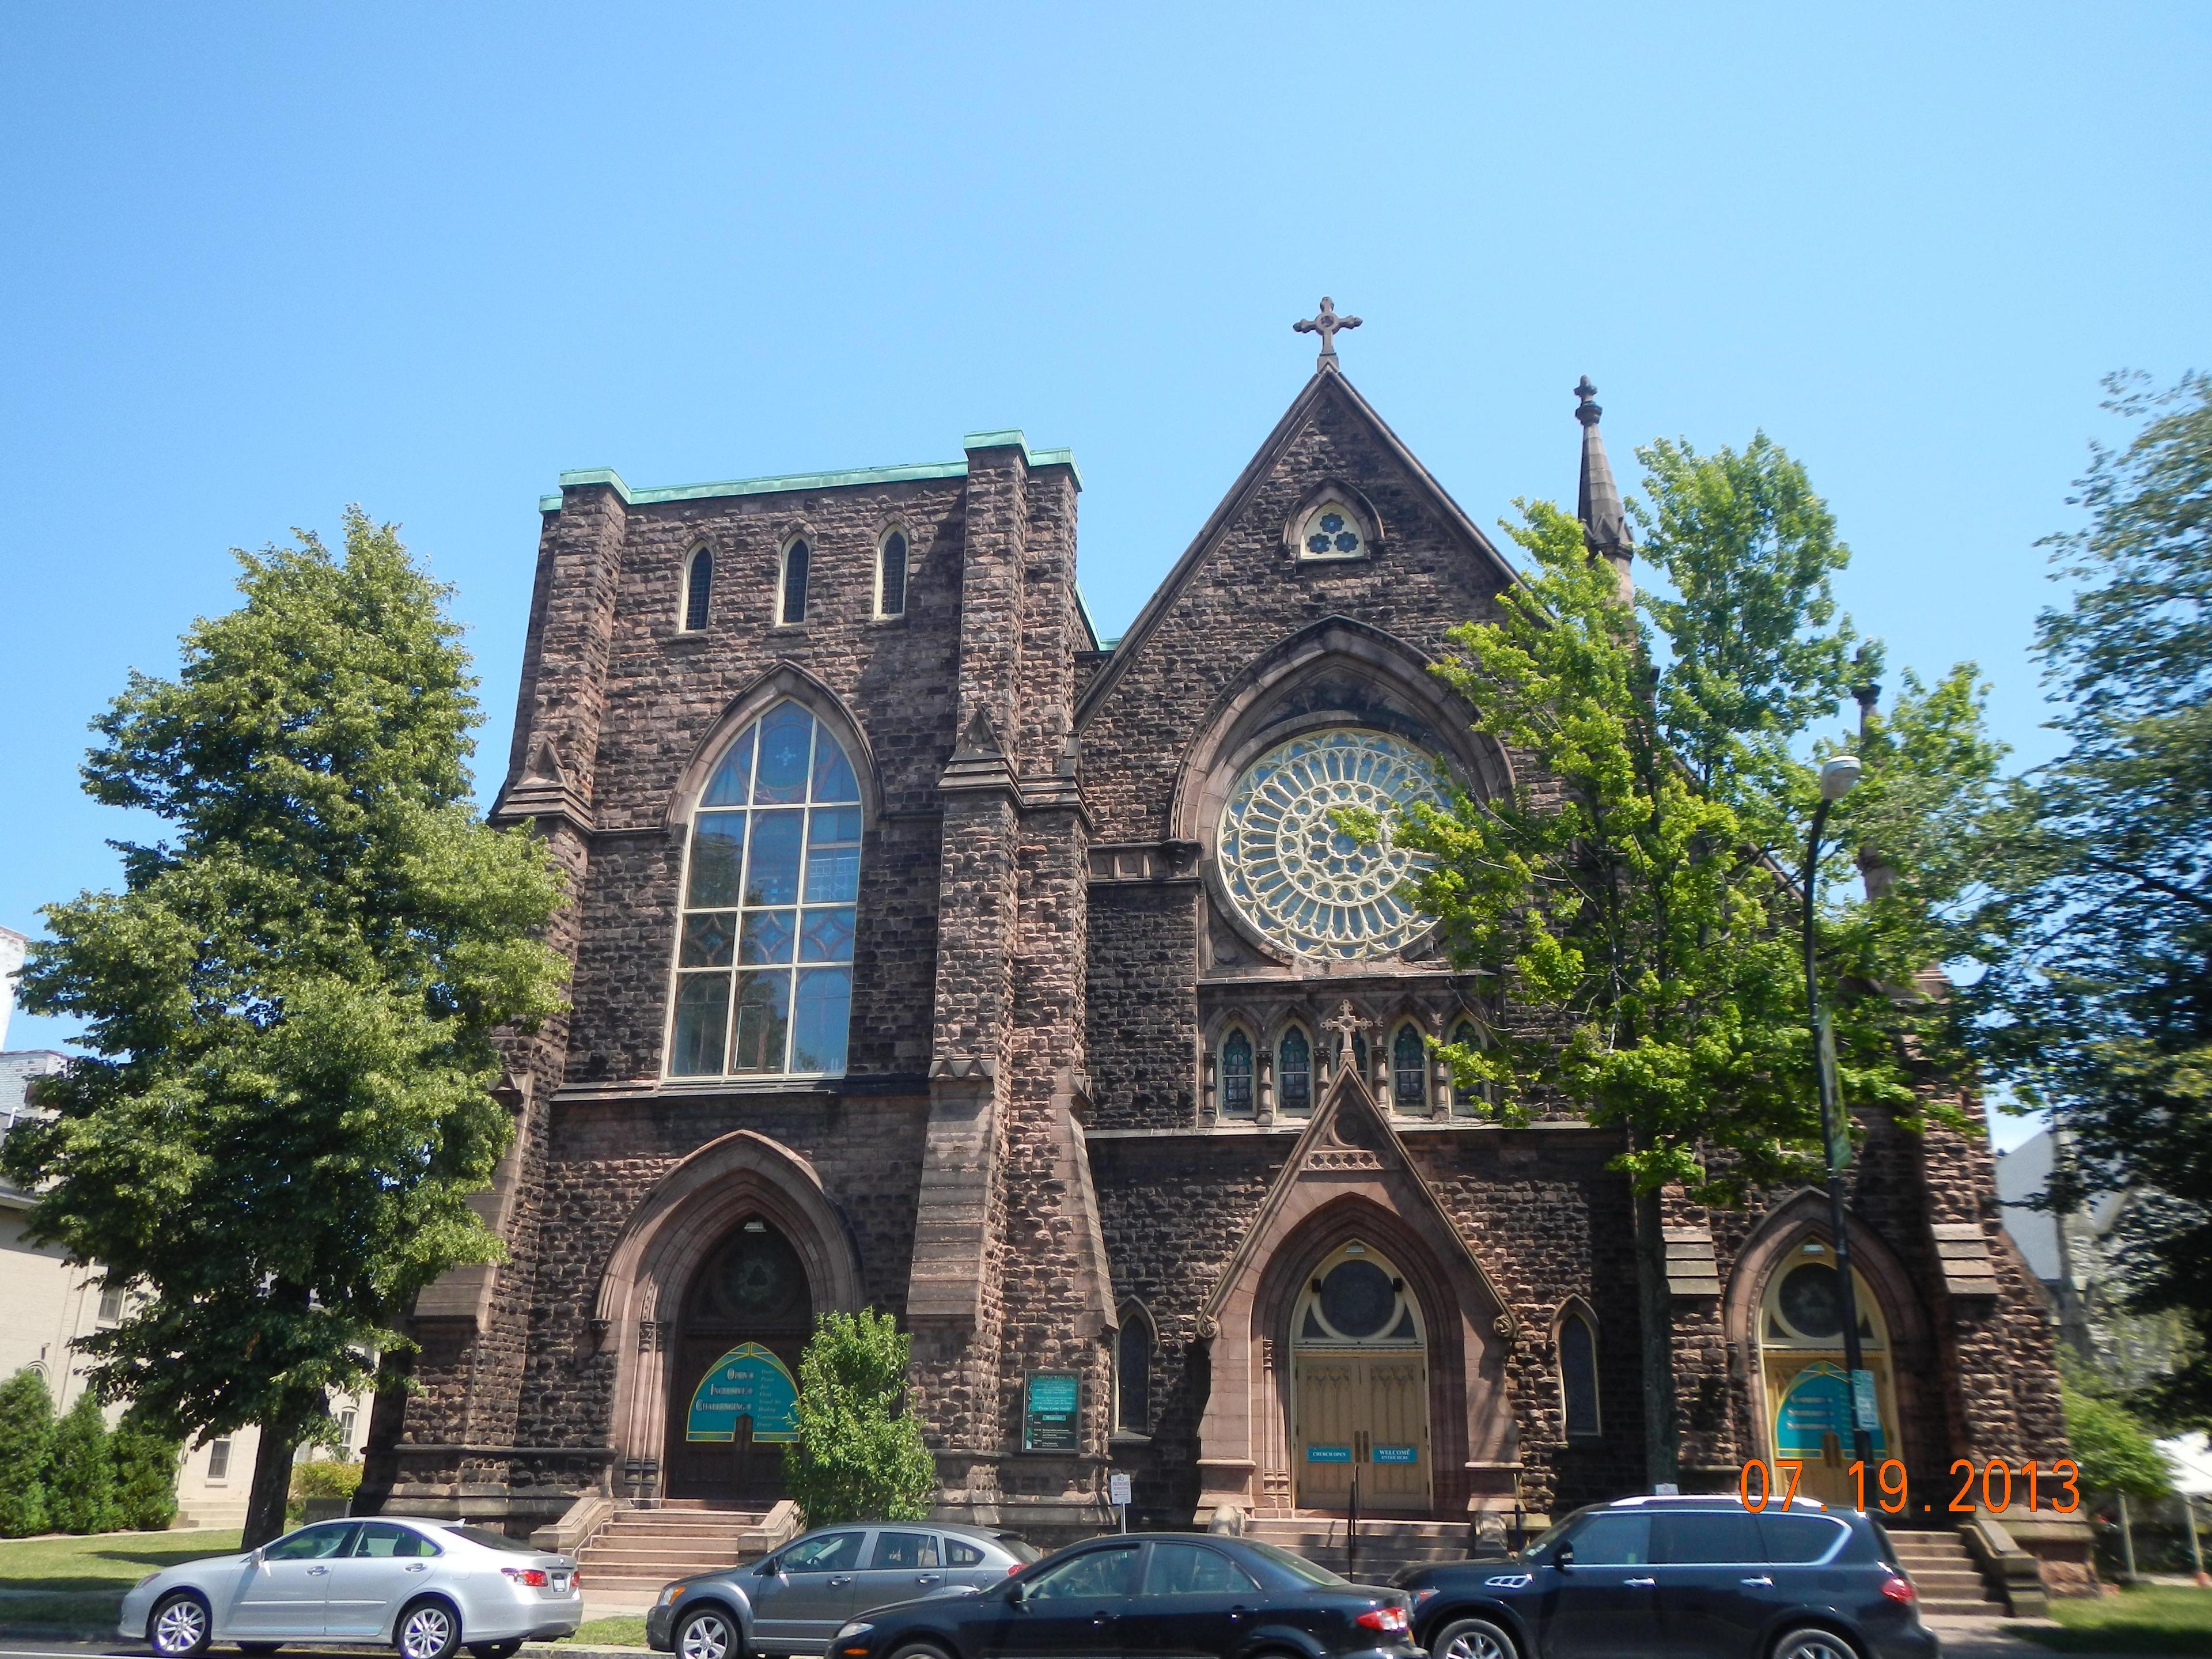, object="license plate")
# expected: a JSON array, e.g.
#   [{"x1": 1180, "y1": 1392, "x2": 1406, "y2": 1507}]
[{"x1": 552, "y1": 1574, "x2": 571, "y2": 1592}]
